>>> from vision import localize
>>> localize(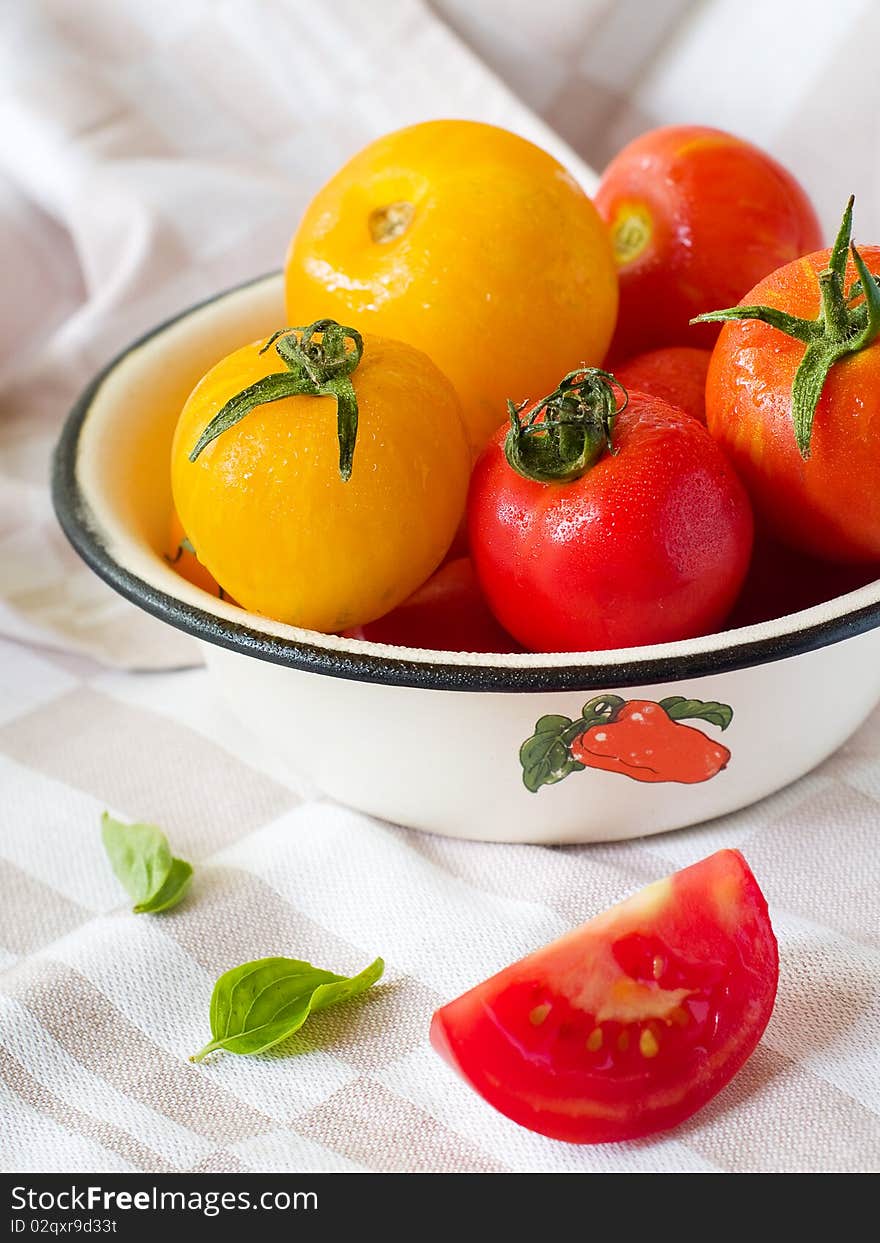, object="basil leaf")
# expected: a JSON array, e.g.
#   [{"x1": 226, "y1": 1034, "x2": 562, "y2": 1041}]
[
  {"x1": 101, "y1": 813, "x2": 172, "y2": 905},
  {"x1": 190, "y1": 955, "x2": 384, "y2": 1063},
  {"x1": 134, "y1": 857, "x2": 193, "y2": 914},
  {"x1": 519, "y1": 715, "x2": 584, "y2": 793},
  {"x1": 659, "y1": 697, "x2": 733, "y2": 731},
  {"x1": 101, "y1": 812, "x2": 192, "y2": 914}
]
